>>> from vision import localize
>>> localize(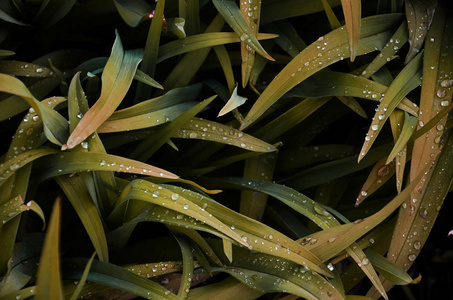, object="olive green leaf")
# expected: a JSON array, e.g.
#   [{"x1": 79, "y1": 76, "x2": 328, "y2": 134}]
[{"x1": 341, "y1": 0, "x2": 361, "y2": 61}]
